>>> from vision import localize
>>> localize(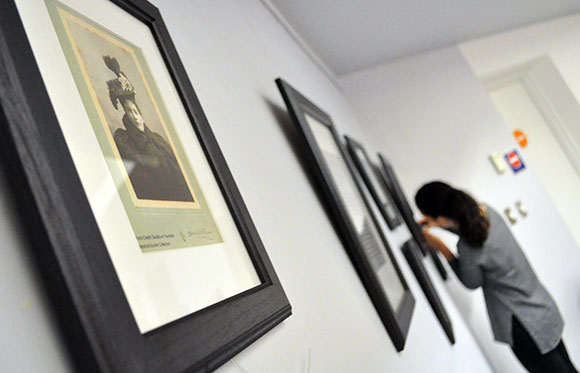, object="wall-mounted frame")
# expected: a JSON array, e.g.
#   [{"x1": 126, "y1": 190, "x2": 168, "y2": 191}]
[
  {"x1": 276, "y1": 78, "x2": 415, "y2": 351},
  {"x1": 344, "y1": 136, "x2": 401, "y2": 231},
  {"x1": 402, "y1": 239, "x2": 455, "y2": 343},
  {"x1": 376, "y1": 154, "x2": 449, "y2": 280},
  {"x1": 0, "y1": 0, "x2": 290, "y2": 371}
]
